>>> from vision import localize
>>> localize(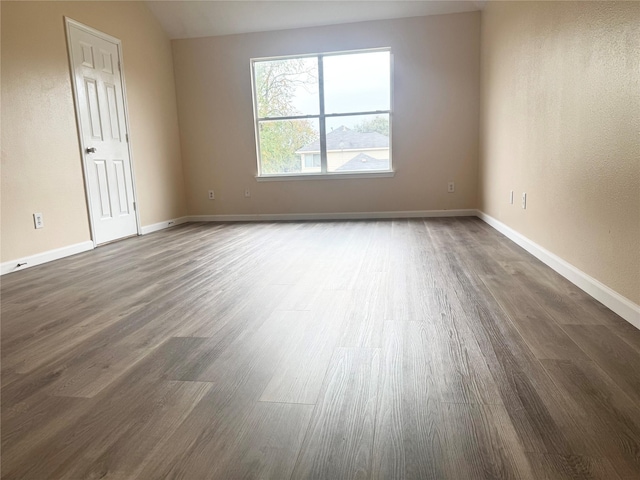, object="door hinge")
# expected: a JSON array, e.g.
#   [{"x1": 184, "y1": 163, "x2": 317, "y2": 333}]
[
  {"x1": 126, "y1": 133, "x2": 129, "y2": 143},
  {"x1": 133, "y1": 201, "x2": 136, "y2": 211},
  {"x1": 118, "y1": 60, "x2": 121, "y2": 70}
]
